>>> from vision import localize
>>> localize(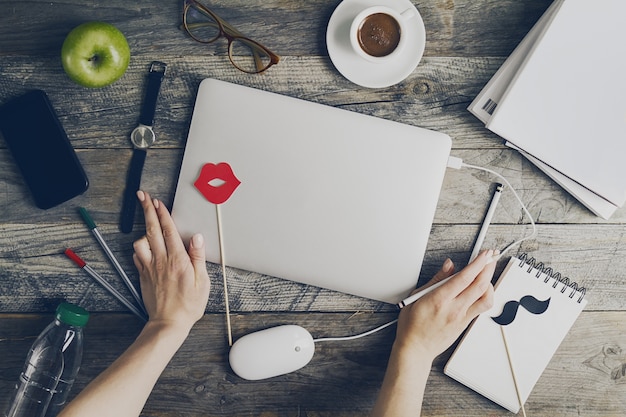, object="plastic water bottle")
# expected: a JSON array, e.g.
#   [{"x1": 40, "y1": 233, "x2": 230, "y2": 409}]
[{"x1": 5, "y1": 303, "x2": 89, "y2": 417}]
